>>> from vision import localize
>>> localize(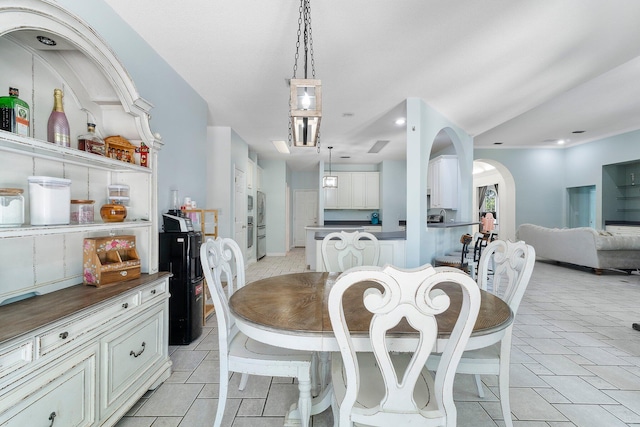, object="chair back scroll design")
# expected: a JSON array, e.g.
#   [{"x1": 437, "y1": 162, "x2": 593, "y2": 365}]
[
  {"x1": 477, "y1": 239, "x2": 535, "y2": 316},
  {"x1": 329, "y1": 264, "x2": 481, "y2": 427},
  {"x1": 202, "y1": 236, "x2": 245, "y2": 346},
  {"x1": 321, "y1": 230, "x2": 380, "y2": 272}
]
